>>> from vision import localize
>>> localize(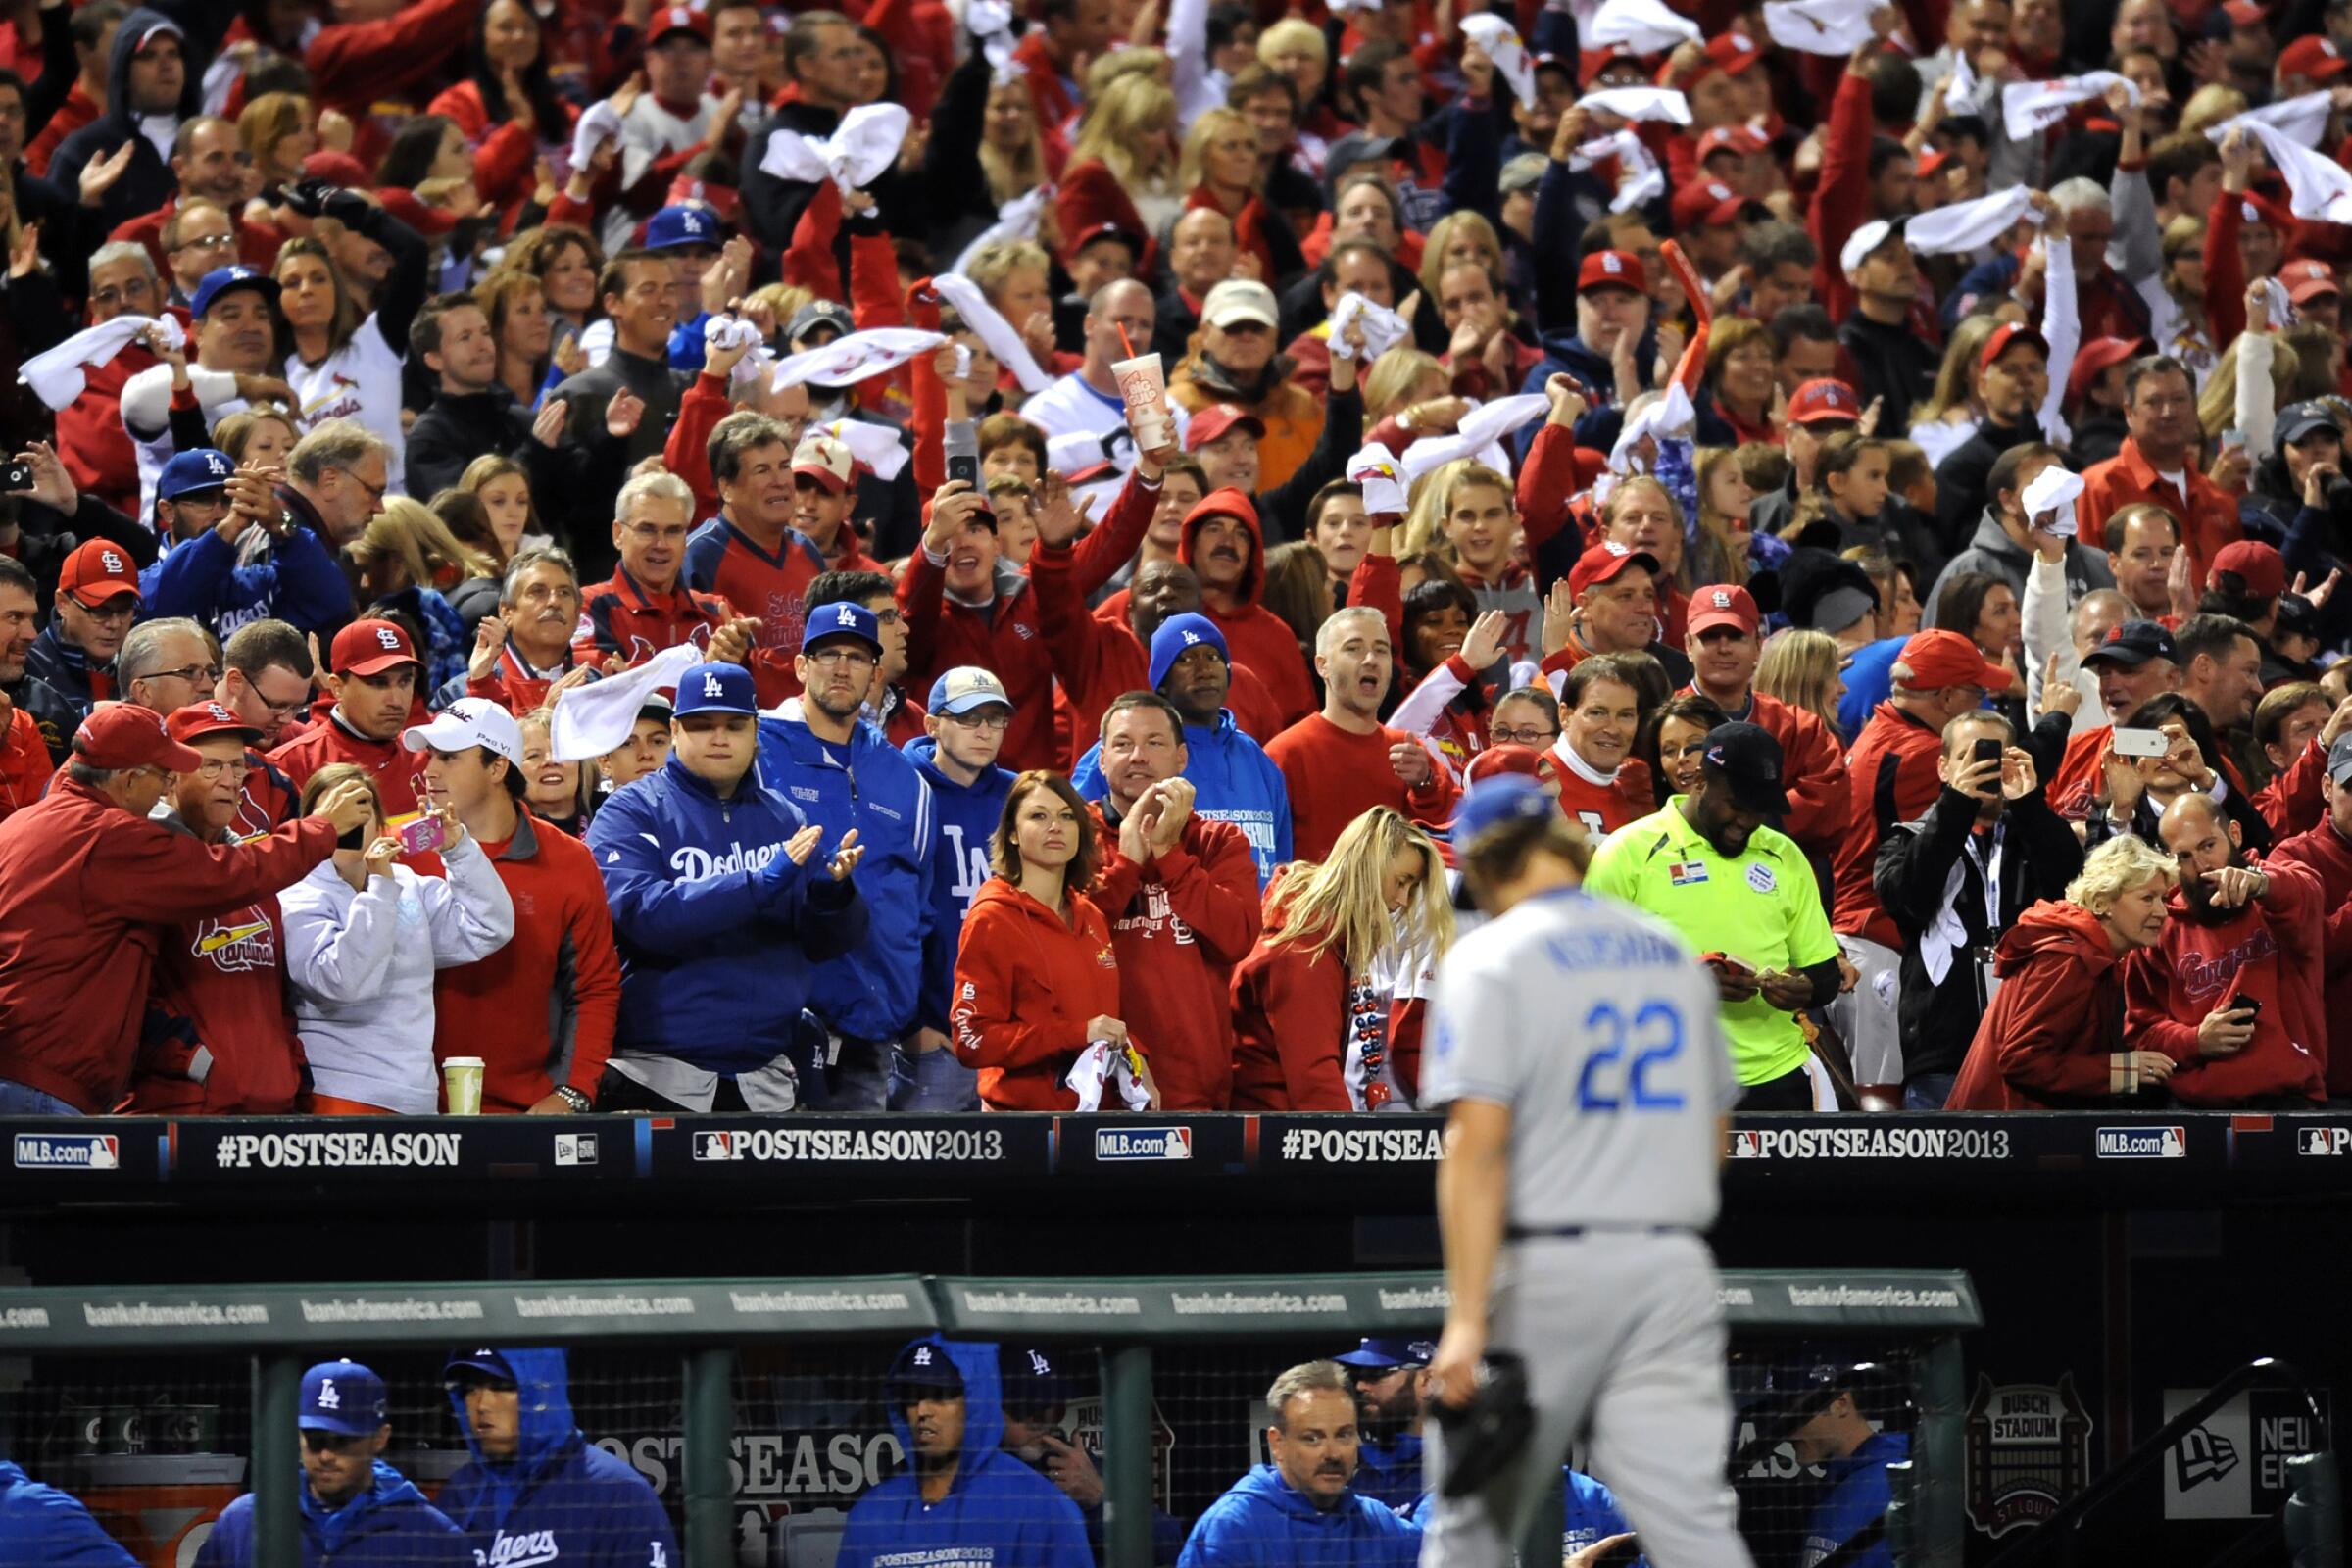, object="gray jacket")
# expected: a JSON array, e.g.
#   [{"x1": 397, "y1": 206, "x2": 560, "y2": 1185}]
[{"x1": 1923, "y1": 510, "x2": 2115, "y2": 628}]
